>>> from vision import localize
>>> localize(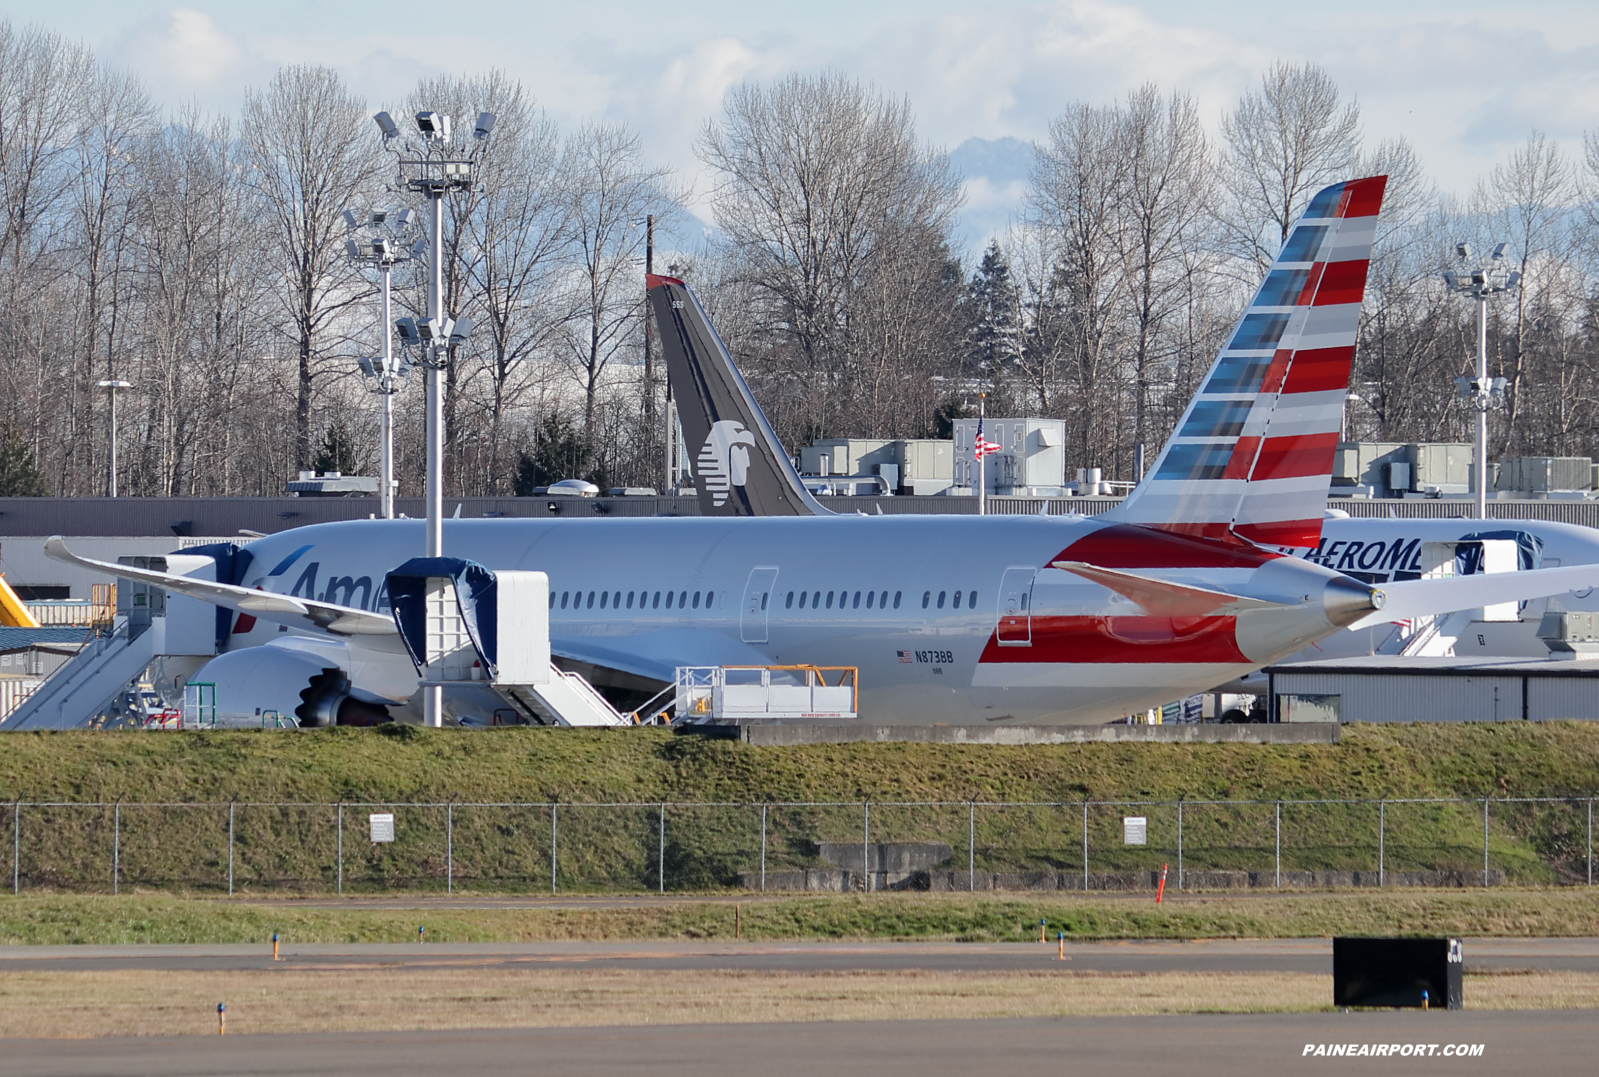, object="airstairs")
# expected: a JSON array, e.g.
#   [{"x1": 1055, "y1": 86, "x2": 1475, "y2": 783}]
[
  {"x1": 3, "y1": 564, "x2": 218, "y2": 730},
  {"x1": 2, "y1": 619, "x2": 161, "y2": 729},
  {"x1": 385, "y1": 558, "x2": 628, "y2": 727}
]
